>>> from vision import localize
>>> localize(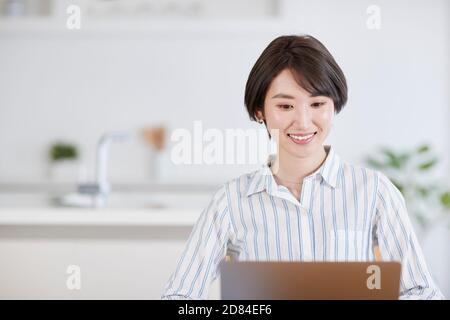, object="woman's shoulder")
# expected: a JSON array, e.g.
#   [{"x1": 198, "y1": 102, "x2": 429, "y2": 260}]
[
  {"x1": 338, "y1": 161, "x2": 395, "y2": 193},
  {"x1": 338, "y1": 160, "x2": 383, "y2": 182},
  {"x1": 339, "y1": 161, "x2": 403, "y2": 202},
  {"x1": 212, "y1": 169, "x2": 261, "y2": 201}
]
